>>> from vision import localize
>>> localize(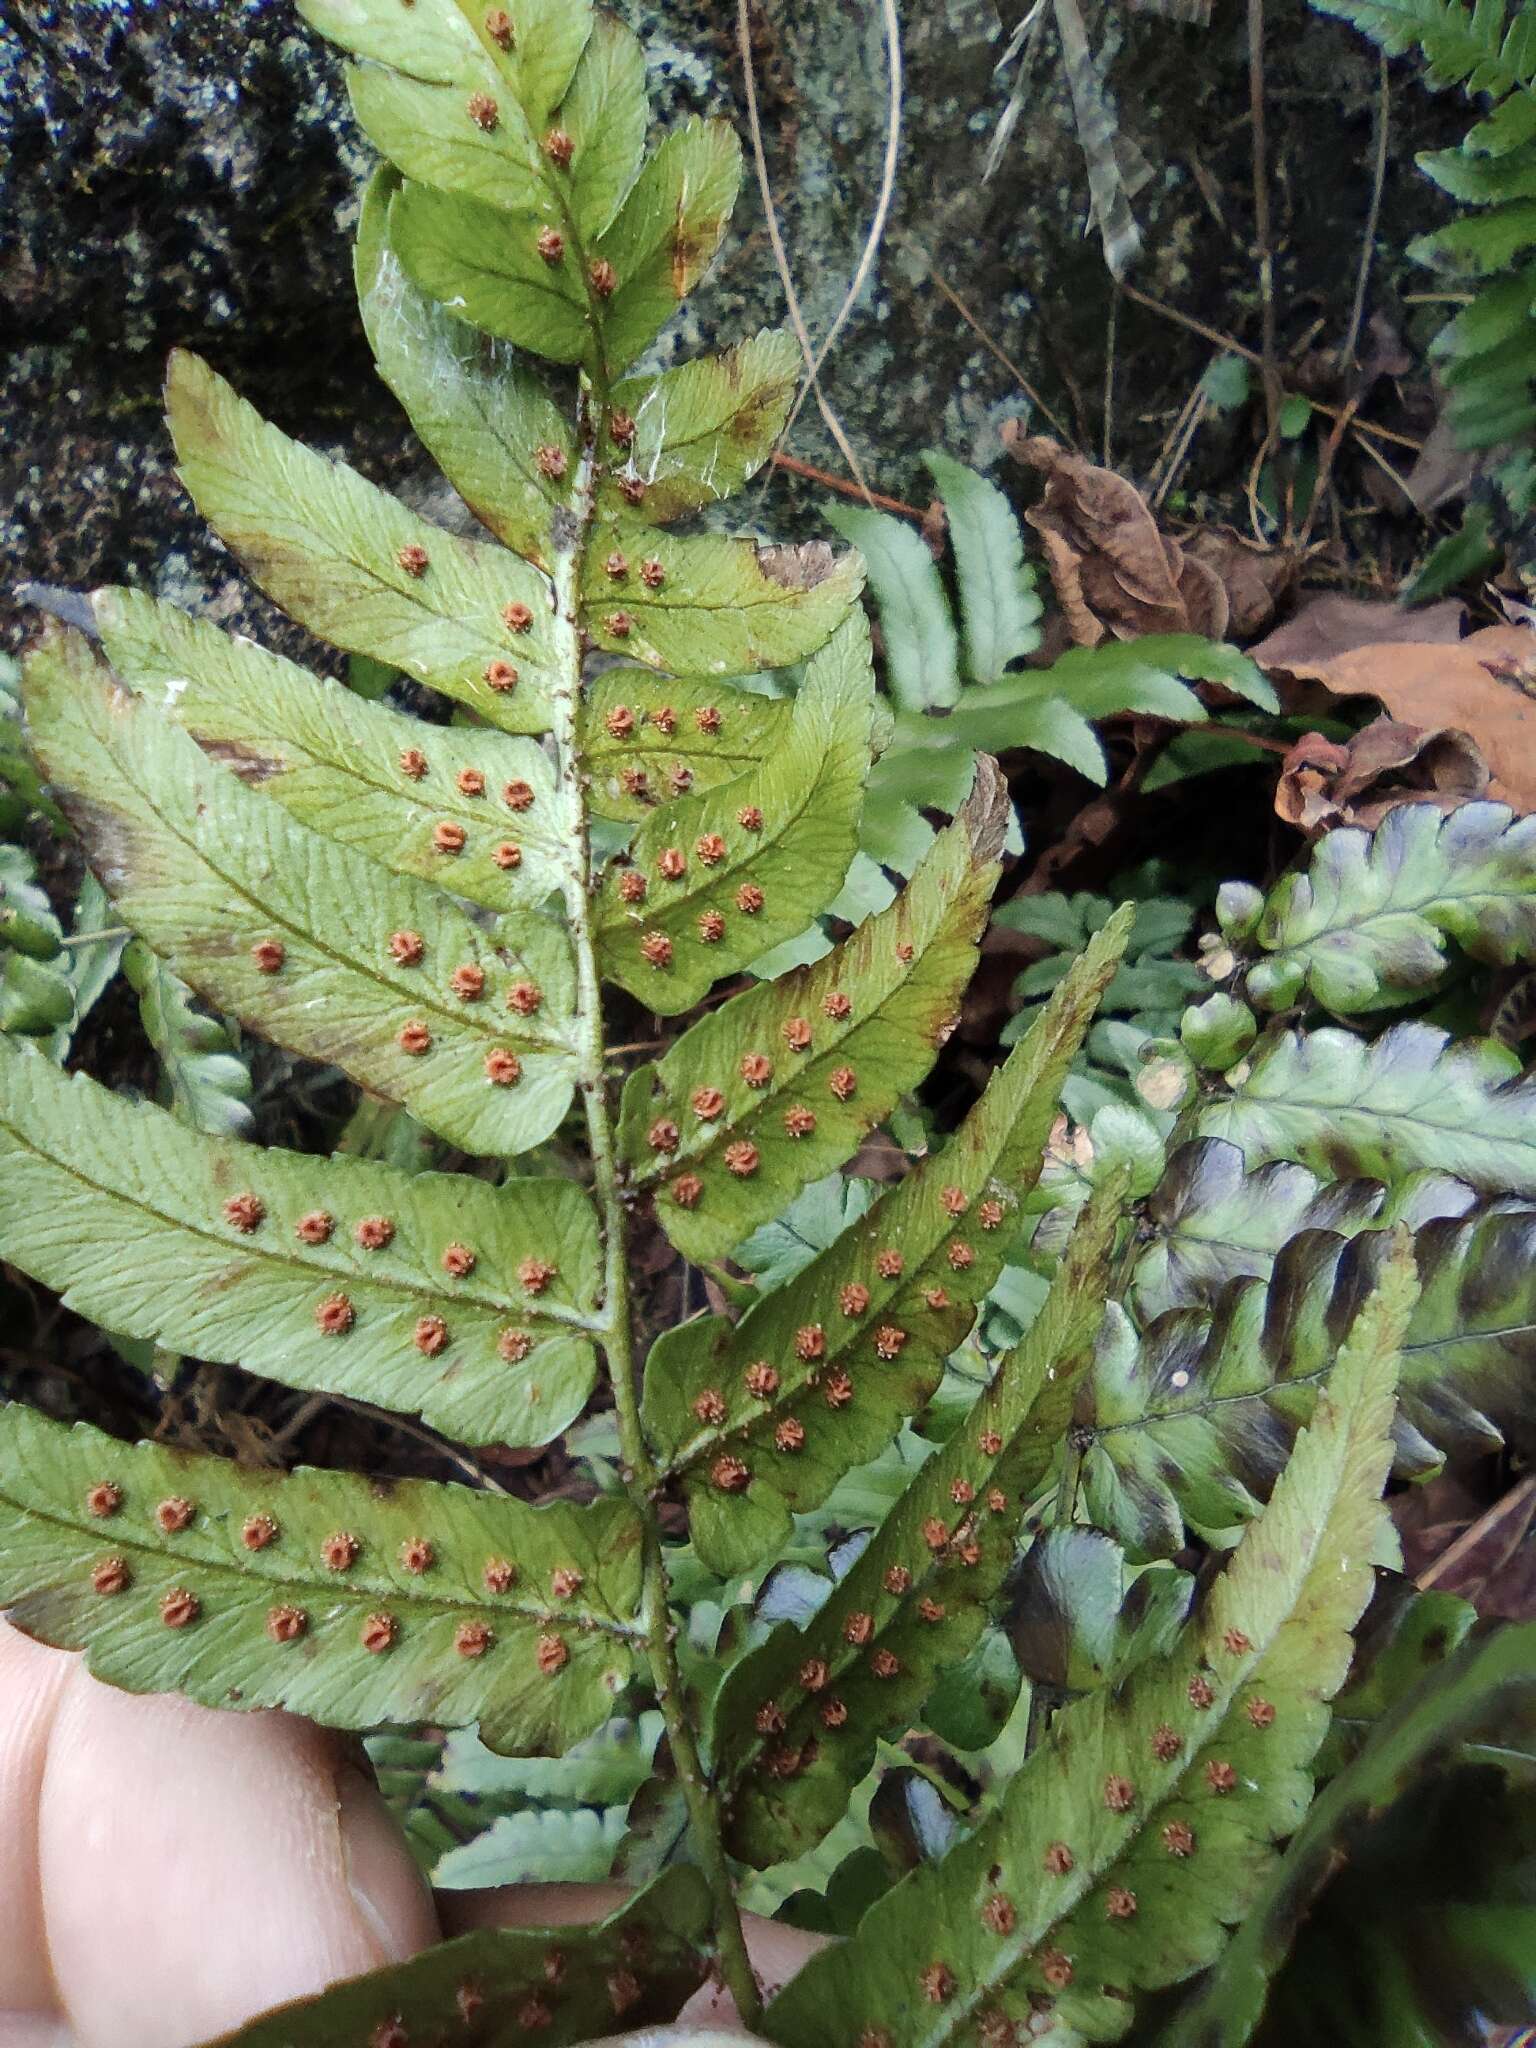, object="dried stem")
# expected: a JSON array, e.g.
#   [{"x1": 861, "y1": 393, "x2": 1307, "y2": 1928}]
[
  {"x1": 1246, "y1": 0, "x2": 1281, "y2": 452},
  {"x1": 737, "y1": 0, "x2": 874, "y2": 500},
  {"x1": 1119, "y1": 279, "x2": 1424, "y2": 451},
  {"x1": 549, "y1": 404, "x2": 762, "y2": 2027},
  {"x1": 1344, "y1": 51, "x2": 1391, "y2": 366}
]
